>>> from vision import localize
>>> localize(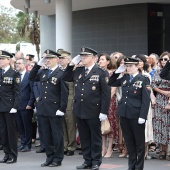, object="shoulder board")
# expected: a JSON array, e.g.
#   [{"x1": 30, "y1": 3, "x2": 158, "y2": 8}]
[
  {"x1": 59, "y1": 67, "x2": 65, "y2": 71},
  {"x1": 75, "y1": 66, "x2": 84, "y2": 70},
  {"x1": 142, "y1": 74, "x2": 149, "y2": 78},
  {"x1": 98, "y1": 66, "x2": 106, "y2": 71},
  {"x1": 76, "y1": 65, "x2": 84, "y2": 68}
]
